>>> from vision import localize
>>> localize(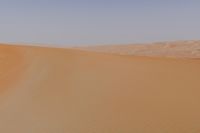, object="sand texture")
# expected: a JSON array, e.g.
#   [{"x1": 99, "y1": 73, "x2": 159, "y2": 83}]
[
  {"x1": 0, "y1": 43, "x2": 200, "y2": 132},
  {"x1": 77, "y1": 40, "x2": 200, "y2": 58}
]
